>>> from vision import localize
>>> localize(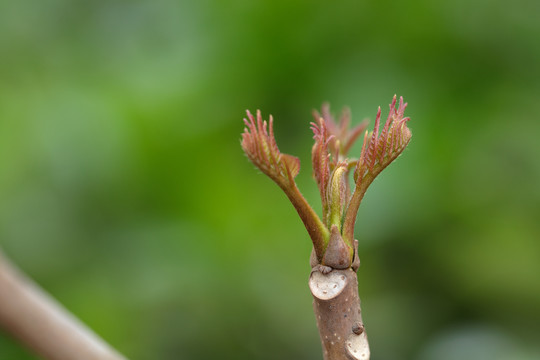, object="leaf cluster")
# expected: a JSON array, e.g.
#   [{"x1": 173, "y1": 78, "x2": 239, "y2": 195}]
[{"x1": 241, "y1": 96, "x2": 412, "y2": 260}]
